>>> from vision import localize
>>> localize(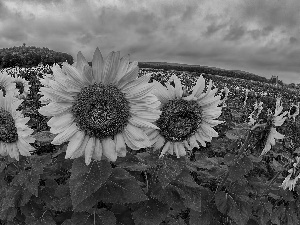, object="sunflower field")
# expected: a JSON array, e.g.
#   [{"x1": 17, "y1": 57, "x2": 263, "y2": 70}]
[{"x1": 0, "y1": 49, "x2": 300, "y2": 225}]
